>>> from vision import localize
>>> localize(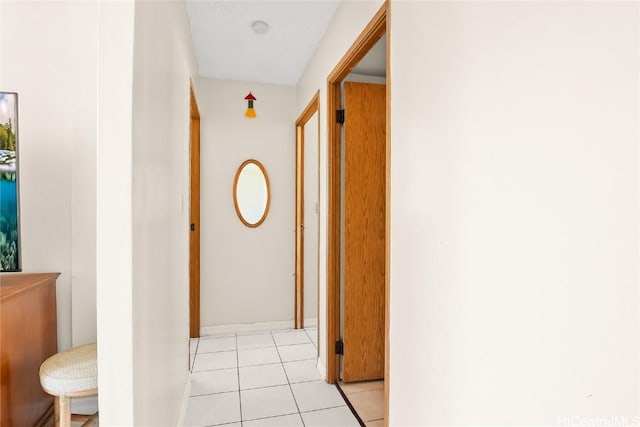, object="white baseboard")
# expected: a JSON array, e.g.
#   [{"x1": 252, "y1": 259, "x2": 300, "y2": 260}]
[
  {"x1": 304, "y1": 318, "x2": 318, "y2": 328},
  {"x1": 70, "y1": 395, "x2": 99, "y2": 415},
  {"x1": 317, "y1": 357, "x2": 327, "y2": 380},
  {"x1": 176, "y1": 372, "x2": 191, "y2": 427},
  {"x1": 200, "y1": 320, "x2": 295, "y2": 337}
]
